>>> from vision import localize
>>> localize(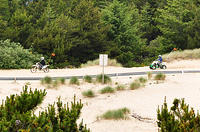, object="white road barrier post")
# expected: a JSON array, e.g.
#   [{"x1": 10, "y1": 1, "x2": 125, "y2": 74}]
[{"x1": 99, "y1": 54, "x2": 108, "y2": 84}]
